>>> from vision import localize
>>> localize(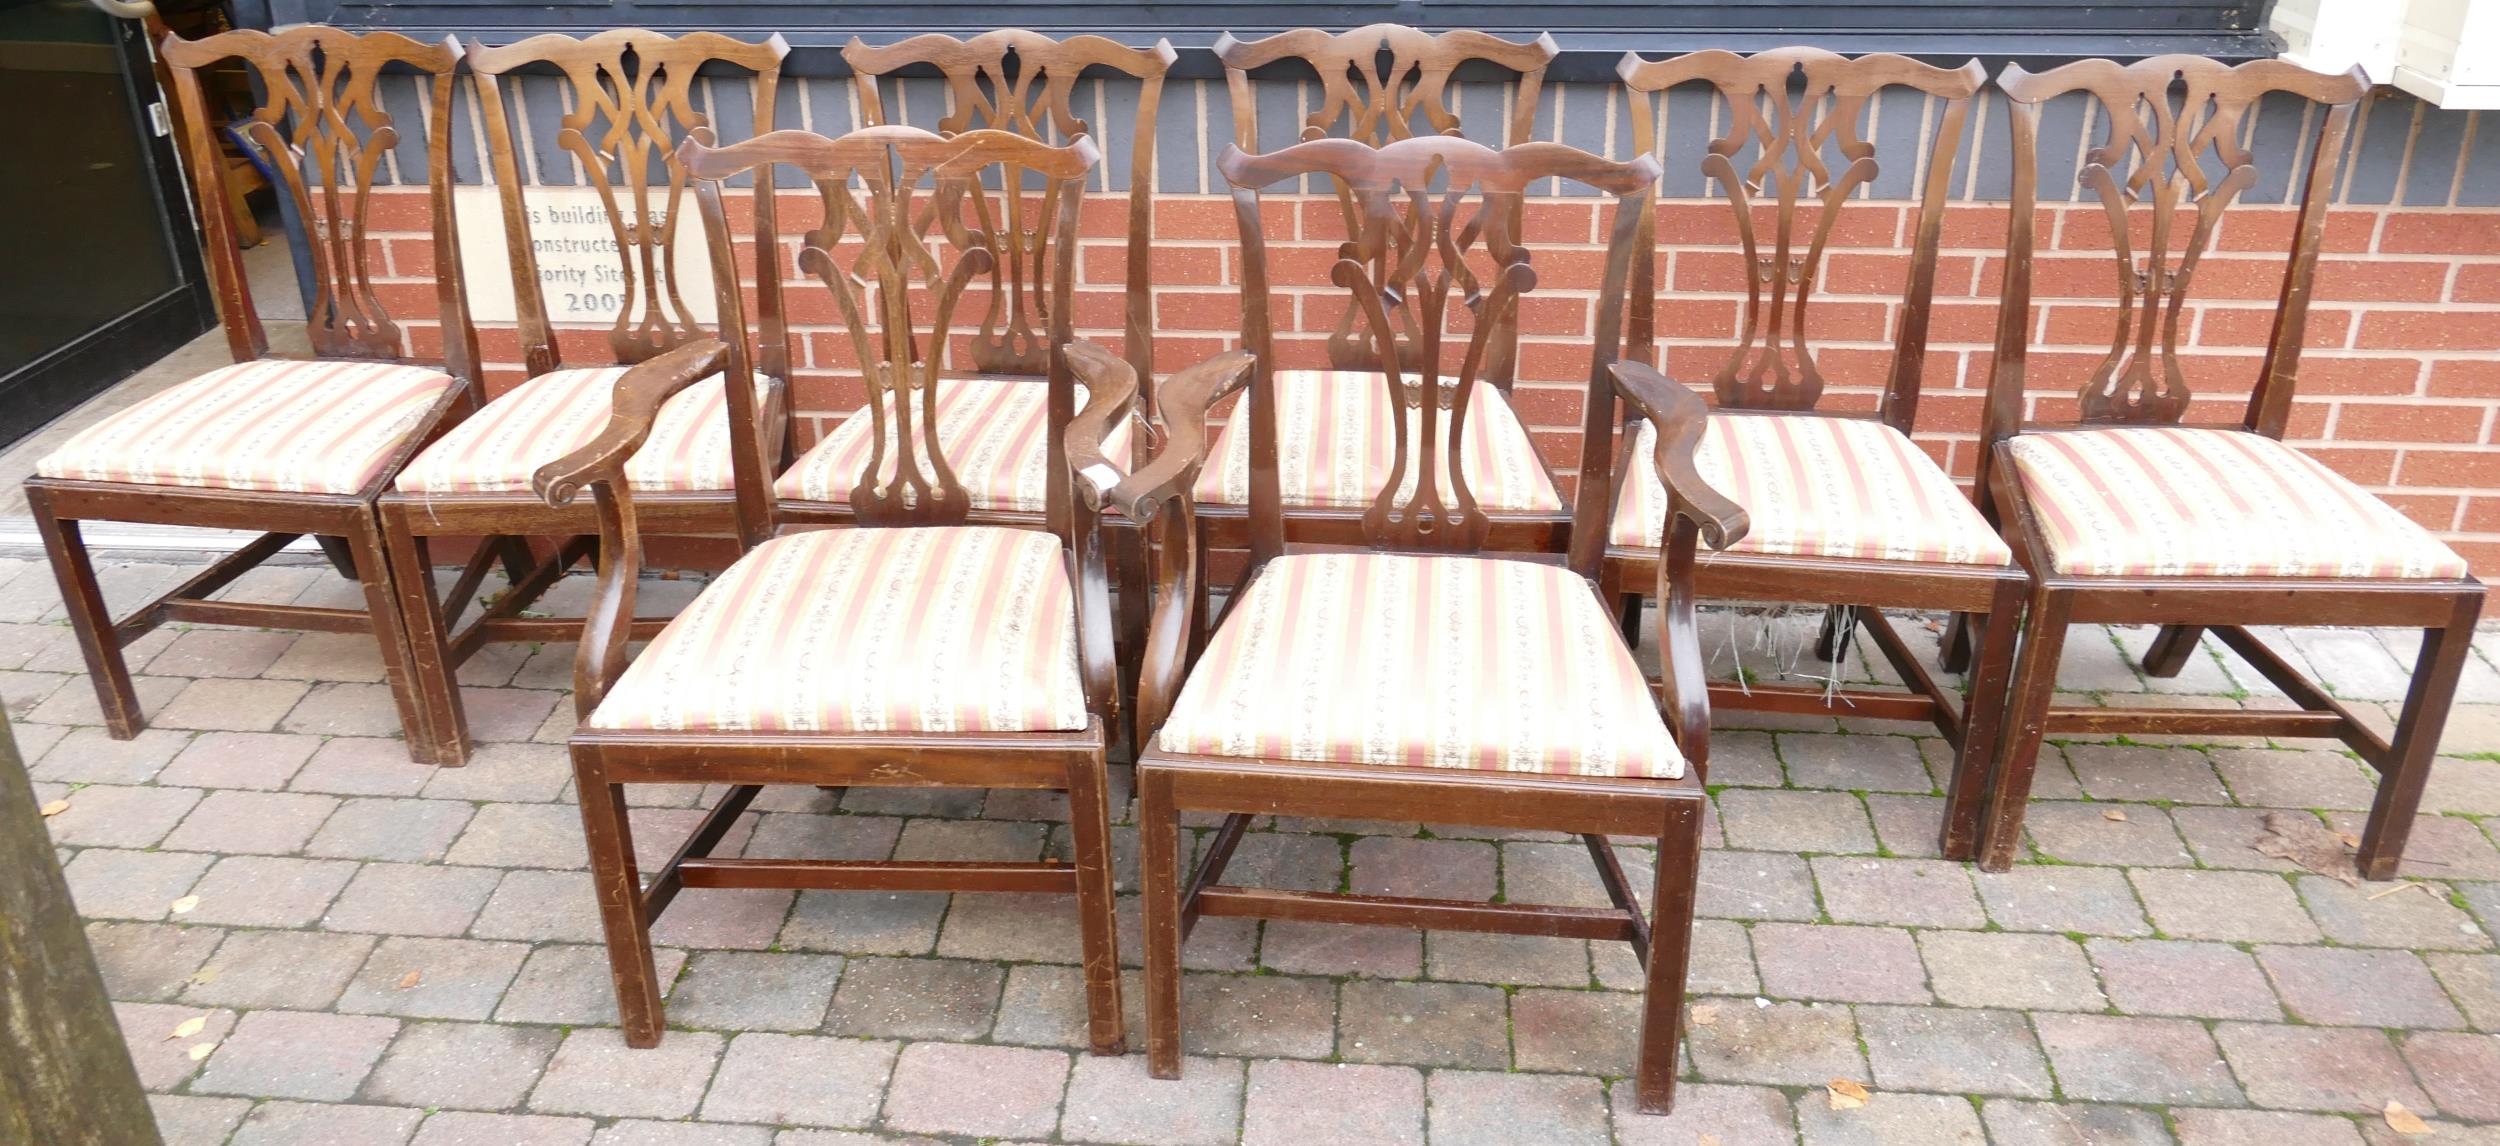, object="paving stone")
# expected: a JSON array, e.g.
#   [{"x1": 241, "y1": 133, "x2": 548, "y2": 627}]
[
  {"x1": 1717, "y1": 789, "x2": 1878, "y2": 854},
  {"x1": 161, "y1": 676, "x2": 312, "y2": 731},
  {"x1": 1778, "y1": 732, "x2": 1934, "y2": 793},
  {"x1": 530, "y1": 1028, "x2": 724, "y2": 1119},
  {"x1": 61, "y1": 847, "x2": 211, "y2": 919},
  {"x1": 193, "y1": 1008, "x2": 400, "y2": 1101},
  {"x1": 2212, "y1": 748, "x2": 2381, "y2": 810},
  {"x1": 1857, "y1": 1004, "x2": 2055, "y2": 1097},
  {"x1": 182, "y1": 855, "x2": 358, "y2": 927},
  {"x1": 31, "y1": 726, "x2": 188, "y2": 783},
  {"x1": 276, "y1": 681, "x2": 413, "y2": 737},
  {"x1": 2131, "y1": 868, "x2": 2322, "y2": 943},
  {"x1": 462, "y1": 687, "x2": 564, "y2": 742},
  {"x1": 1981, "y1": 1100, "x2": 2178, "y2": 1146},
  {"x1": 1812, "y1": 856, "x2": 1986, "y2": 928},
  {"x1": 1697, "y1": 849, "x2": 1821, "y2": 921},
  {"x1": 1507, "y1": 987, "x2": 1642, "y2": 1076},
  {"x1": 989, "y1": 964, "x2": 1146, "y2": 1050},
  {"x1": 85, "y1": 920, "x2": 223, "y2": 1000},
  {"x1": 1793, "y1": 1089, "x2": 1986, "y2": 1145},
  {"x1": 2297, "y1": 872, "x2": 2493, "y2": 950},
  {"x1": 2170, "y1": 805, "x2": 2324, "y2": 873},
  {"x1": 1239, "y1": 1060, "x2": 1423, "y2": 1146},
  {"x1": 41, "y1": 782, "x2": 201, "y2": 847},
  {"x1": 2213, "y1": 1022, "x2": 2429, "y2": 1113},
  {"x1": 2089, "y1": 939, "x2": 2284, "y2": 1020},
  {"x1": 779, "y1": 890, "x2": 946, "y2": 955},
  {"x1": 471, "y1": 869, "x2": 606, "y2": 944},
  {"x1": 1863, "y1": 793, "x2": 1948, "y2": 859},
  {"x1": 2023, "y1": 801, "x2": 2196, "y2": 866},
  {"x1": 591, "y1": 1123, "x2": 776, "y2": 1146},
  {"x1": 155, "y1": 730, "x2": 320, "y2": 790},
  {"x1": 496, "y1": 943, "x2": 688, "y2": 1026},
  {"x1": 741, "y1": 812, "x2": 904, "y2": 862},
  {"x1": 1424, "y1": 931, "x2": 1591, "y2": 987},
  {"x1": 225, "y1": 1101, "x2": 424, "y2": 1146},
  {"x1": 1684, "y1": 999, "x2": 1864, "y2": 1086},
  {"x1": 161, "y1": 789, "x2": 339, "y2": 854},
  {"x1": 699, "y1": 1032, "x2": 898, "y2": 1129},
  {"x1": 1754, "y1": 923, "x2": 1930, "y2": 1004},
  {"x1": 1179, "y1": 971, "x2": 1337, "y2": 1058},
  {"x1": 2289, "y1": 628, "x2": 2416, "y2": 702},
  {"x1": 148, "y1": 1094, "x2": 253, "y2": 1146},
  {"x1": 934, "y1": 892, "x2": 1090, "y2": 963},
  {"x1": 662, "y1": 950, "x2": 844, "y2": 1032},
  {"x1": 362, "y1": 1020, "x2": 565, "y2": 1110},
  {"x1": 1221, "y1": 830, "x2": 1343, "y2": 891},
  {"x1": 2331, "y1": 811, "x2": 2500, "y2": 880},
  {"x1": 2421, "y1": 757, "x2": 2500, "y2": 816},
  {"x1": 1602, "y1": 917, "x2": 1752, "y2": 997},
  {"x1": 318, "y1": 862, "x2": 499, "y2": 937},
  {"x1": 1425, "y1": 1070, "x2": 1607, "y2": 1146},
  {"x1": 879, "y1": 1041, "x2": 1067, "y2": 1139},
  {"x1": 2402, "y1": 1031, "x2": 2500, "y2": 1122},
  {"x1": 409, "y1": 1112, "x2": 593, "y2": 1146},
  {"x1": 1328, "y1": 835, "x2": 1492, "y2": 902},
  {"x1": 2032, "y1": 1013, "x2": 2242, "y2": 1107},
  {"x1": 1331, "y1": 979, "x2": 1508, "y2": 1069},
  {"x1": 648, "y1": 887, "x2": 796, "y2": 951},
  {"x1": 24, "y1": 673, "x2": 180, "y2": 726},
  {"x1": 1058, "y1": 1053, "x2": 1244, "y2": 1146},
  {"x1": 115, "y1": 1000, "x2": 237, "y2": 1090},
  {"x1": 180, "y1": 927, "x2": 373, "y2": 1009},
  {"x1": 2427, "y1": 952, "x2": 2500, "y2": 1030},
  {"x1": 2259, "y1": 945, "x2": 2465, "y2": 1029},
  {"x1": 1259, "y1": 919, "x2": 1422, "y2": 978},
  {"x1": 1919, "y1": 929, "x2": 2105, "y2": 1011},
  {"x1": 445, "y1": 802, "x2": 590, "y2": 868},
  {"x1": 889, "y1": 817, "x2": 1046, "y2": 863},
  {"x1": 2067, "y1": 743, "x2": 2232, "y2": 804},
  {"x1": 290, "y1": 736, "x2": 436, "y2": 796},
  {"x1": 1706, "y1": 729, "x2": 1787, "y2": 787},
  {"x1": 1974, "y1": 863, "x2": 2154, "y2": 936},
  {"x1": 1609, "y1": 1081, "x2": 1797, "y2": 1146},
  {"x1": 2170, "y1": 1109, "x2": 2367, "y2": 1146},
  {"x1": 826, "y1": 955, "x2": 999, "y2": 1040},
  {"x1": 306, "y1": 797, "x2": 475, "y2": 863},
  {"x1": 337, "y1": 936, "x2": 531, "y2": 1020},
  {"x1": 147, "y1": 627, "x2": 298, "y2": 678},
  {"x1": 2465, "y1": 881, "x2": 2500, "y2": 937},
  {"x1": 264, "y1": 630, "x2": 391, "y2": 682}
]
